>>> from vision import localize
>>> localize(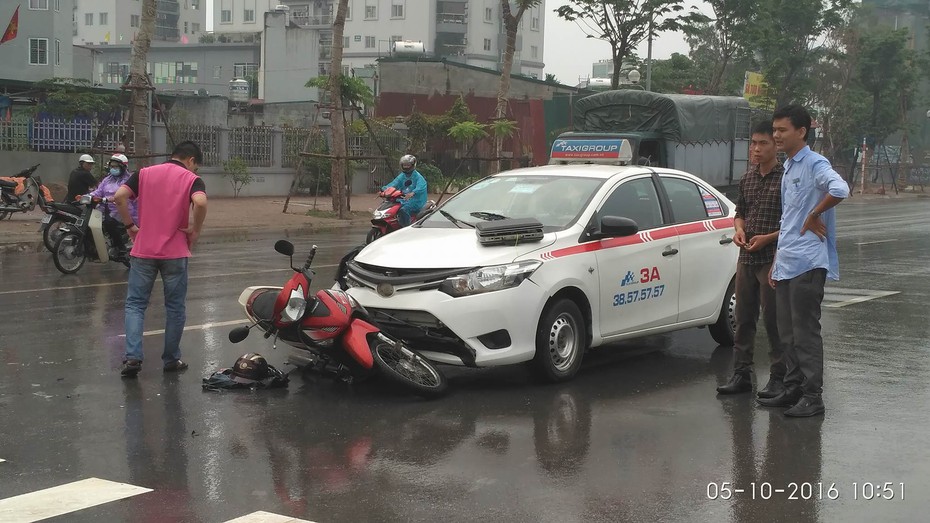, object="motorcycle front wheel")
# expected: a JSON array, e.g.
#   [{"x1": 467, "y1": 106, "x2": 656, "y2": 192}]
[
  {"x1": 372, "y1": 339, "x2": 448, "y2": 399},
  {"x1": 365, "y1": 227, "x2": 383, "y2": 244},
  {"x1": 43, "y1": 218, "x2": 66, "y2": 252},
  {"x1": 53, "y1": 232, "x2": 86, "y2": 274}
]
